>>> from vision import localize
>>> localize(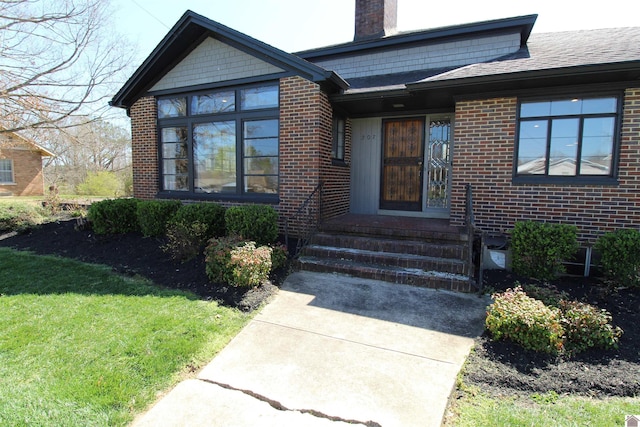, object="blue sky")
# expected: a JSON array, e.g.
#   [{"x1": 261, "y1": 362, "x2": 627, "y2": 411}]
[{"x1": 113, "y1": 0, "x2": 639, "y2": 64}]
